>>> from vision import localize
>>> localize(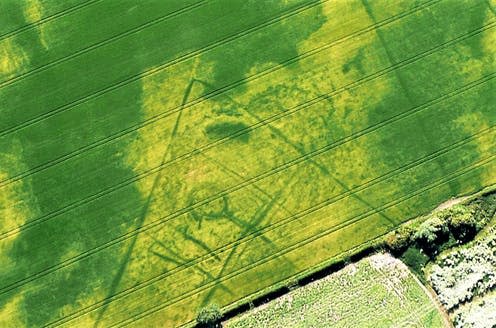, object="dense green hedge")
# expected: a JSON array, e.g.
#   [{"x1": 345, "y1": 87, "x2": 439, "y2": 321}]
[{"x1": 386, "y1": 191, "x2": 496, "y2": 260}]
